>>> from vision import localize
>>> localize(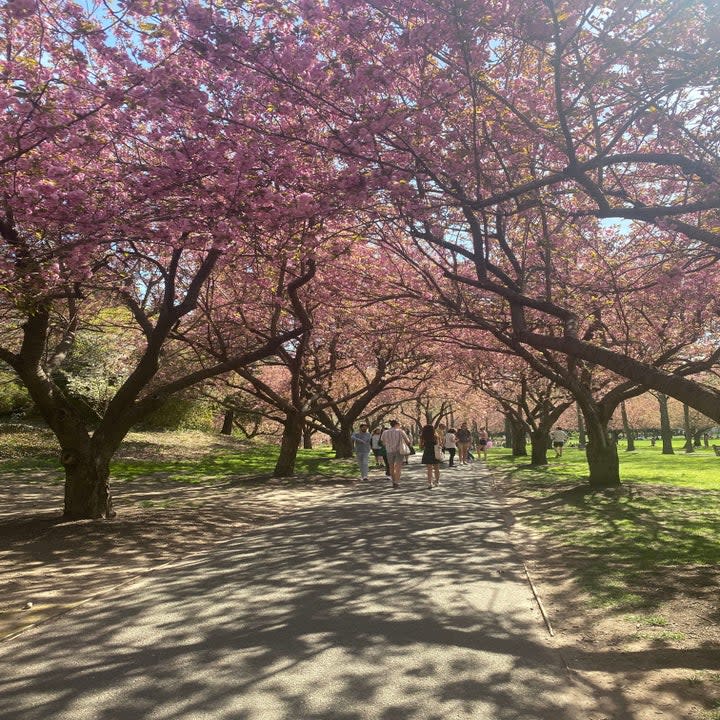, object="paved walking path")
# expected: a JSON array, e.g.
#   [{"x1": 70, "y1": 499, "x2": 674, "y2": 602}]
[{"x1": 0, "y1": 459, "x2": 596, "y2": 719}]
